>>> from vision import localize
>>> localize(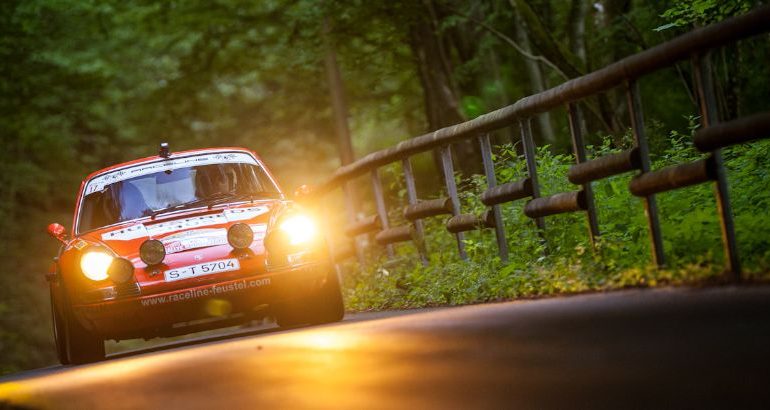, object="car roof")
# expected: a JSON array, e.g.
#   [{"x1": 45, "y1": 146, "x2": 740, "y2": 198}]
[{"x1": 82, "y1": 147, "x2": 261, "y2": 182}]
